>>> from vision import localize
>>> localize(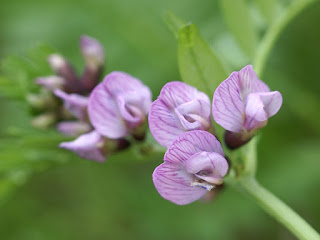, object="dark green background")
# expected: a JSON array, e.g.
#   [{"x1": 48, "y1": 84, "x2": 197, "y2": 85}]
[{"x1": 0, "y1": 0, "x2": 319, "y2": 239}]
